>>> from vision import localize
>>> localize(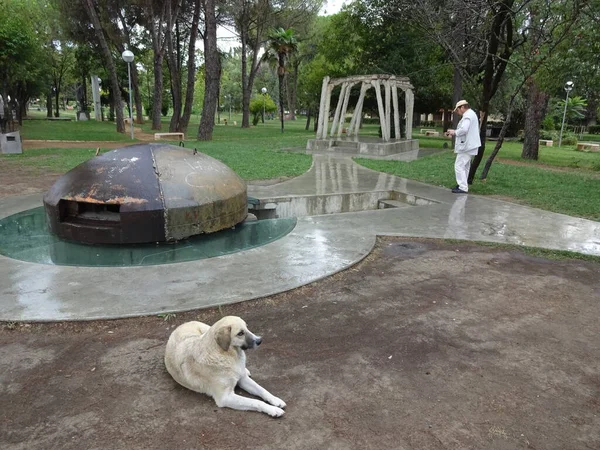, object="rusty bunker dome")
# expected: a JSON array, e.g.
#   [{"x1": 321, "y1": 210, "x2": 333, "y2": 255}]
[{"x1": 43, "y1": 143, "x2": 248, "y2": 244}]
